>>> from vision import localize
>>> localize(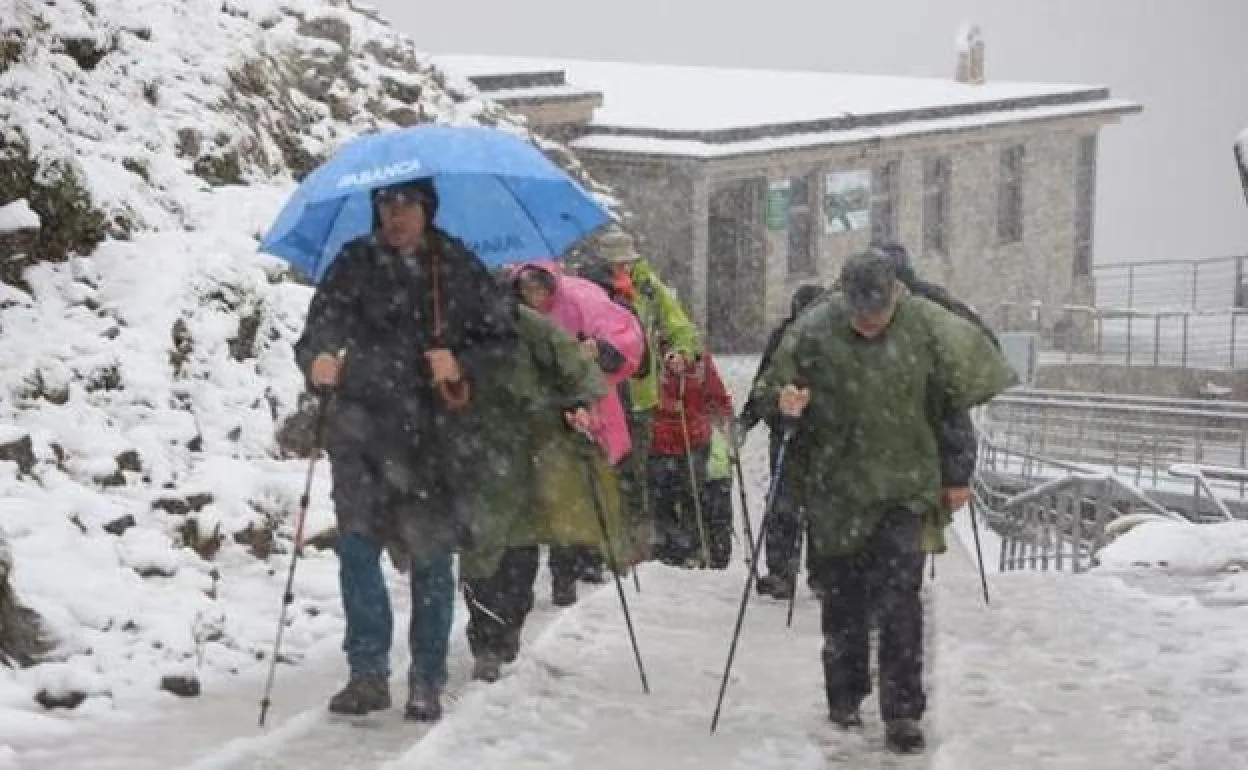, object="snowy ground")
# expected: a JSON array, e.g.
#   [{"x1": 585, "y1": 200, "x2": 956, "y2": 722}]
[
  {"x1": 7, "y1": 0, "x2": 1242, "y2": 766},
  {"x1": 5, "y1": 359, "x2": 1248, "y2": 769}
]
